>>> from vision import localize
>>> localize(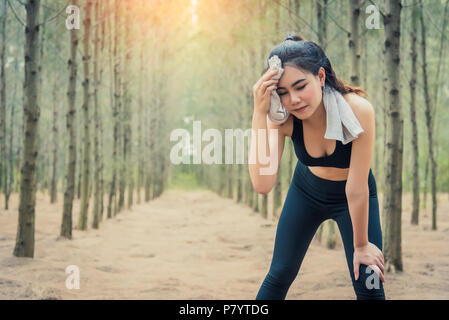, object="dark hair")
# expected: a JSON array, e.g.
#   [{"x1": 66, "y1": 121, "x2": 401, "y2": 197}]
[{"x1": 264, "y1": 32, "x2": 367, "y2": 97}]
